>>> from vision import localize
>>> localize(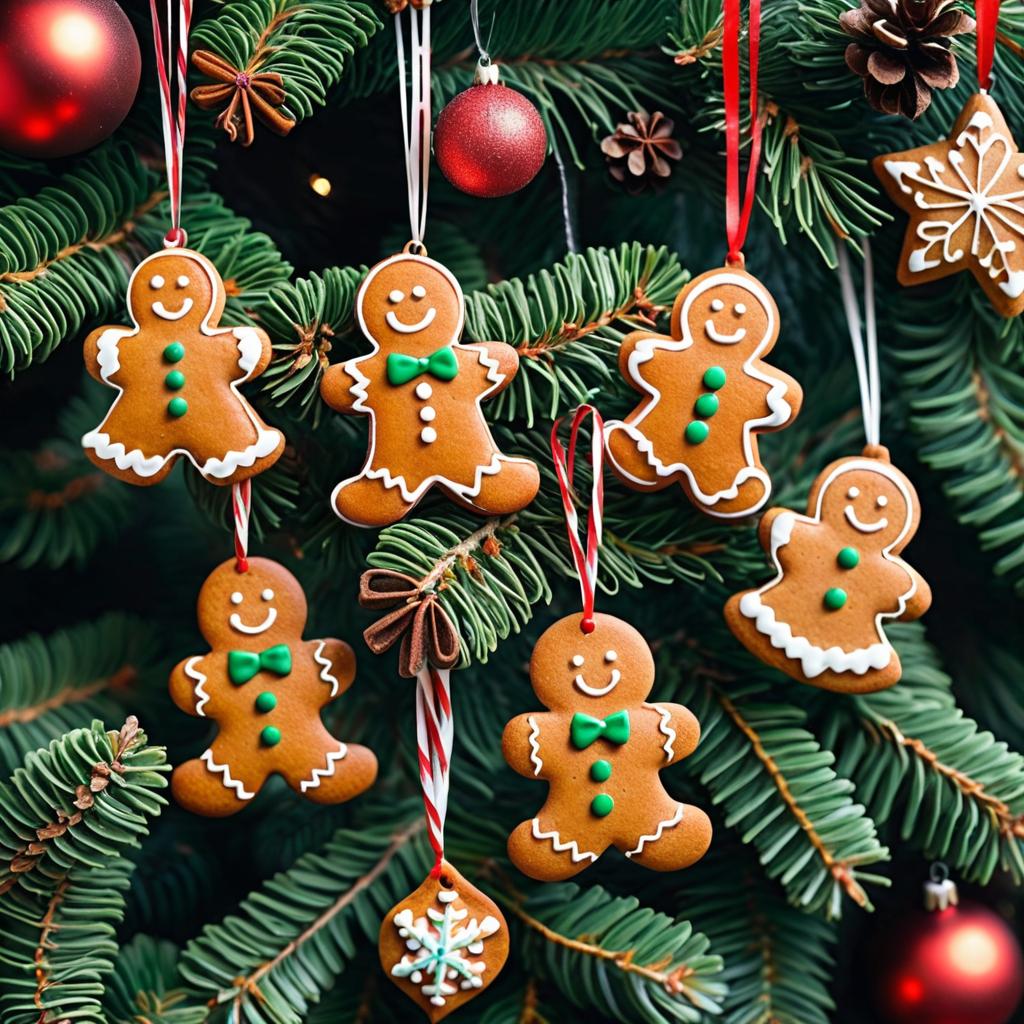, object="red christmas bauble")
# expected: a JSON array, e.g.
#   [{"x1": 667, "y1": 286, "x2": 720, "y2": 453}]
[
  {"x1": 434, "y1": 80, "x2": 547, "y2": 198},
  {"x1": 0, "y1": 0, "x2": 141, "y2": 159},
  {"x1": 872, "y1": 898, "x2": 1024, "y2": 1024}
]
